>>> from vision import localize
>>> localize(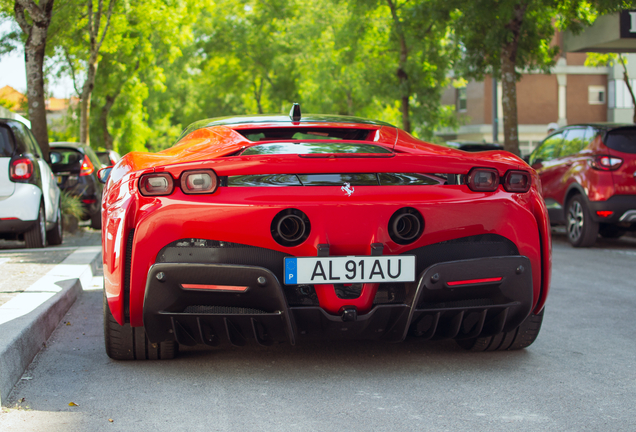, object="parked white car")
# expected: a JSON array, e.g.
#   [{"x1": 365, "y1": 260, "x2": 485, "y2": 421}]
[{"x1": 0, "y1": 118, "x2": 63, "y2": 248}]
